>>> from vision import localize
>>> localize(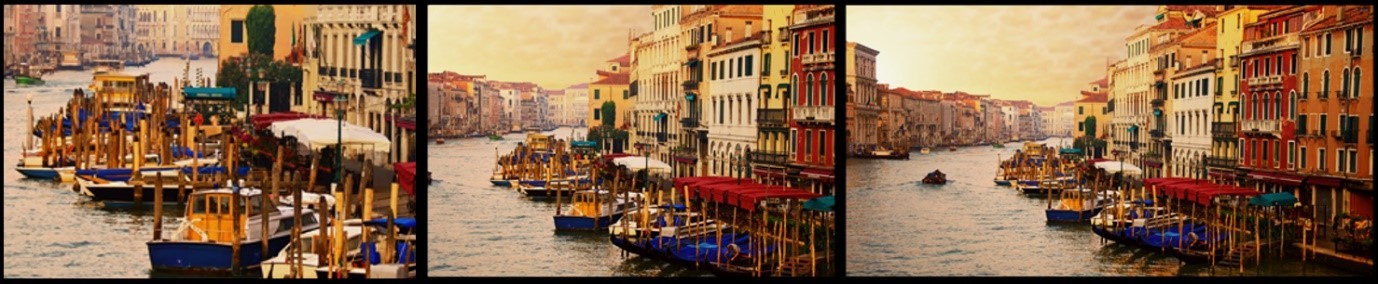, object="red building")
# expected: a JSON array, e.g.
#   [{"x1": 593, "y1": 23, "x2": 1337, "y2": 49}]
[
  {"x1": 787, "y1": 5, "x2": 835, "y2": 196},
  {"x1": 1236, "y1": 6, "x2": 1315, "y2": 194}
]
